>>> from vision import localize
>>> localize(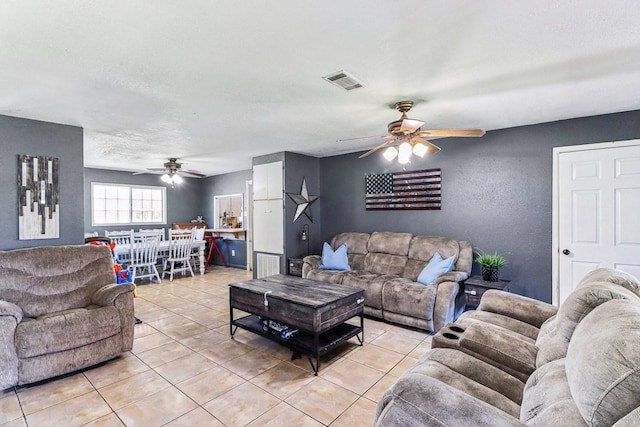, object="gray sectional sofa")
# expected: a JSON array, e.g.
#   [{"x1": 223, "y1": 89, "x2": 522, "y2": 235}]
[
  {"x1": 0, "y1": 245, "x2": 135, "y2": 390},
  {"x1": 302, "y1": 232, "x2": 472, "y2": 332},
  {"x1": 375, "y1": 268, "x2": 640, "y2": 426}
]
